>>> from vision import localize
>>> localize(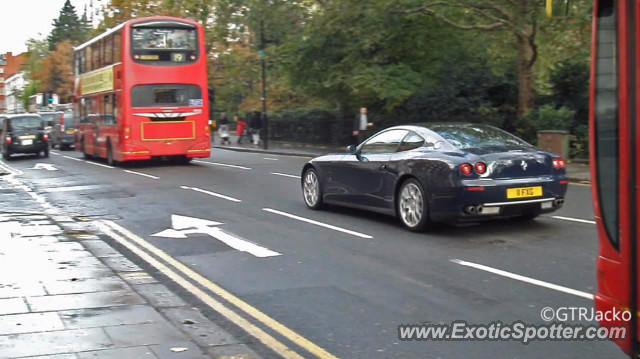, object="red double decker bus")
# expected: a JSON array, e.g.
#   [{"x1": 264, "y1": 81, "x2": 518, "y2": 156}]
[
  {"x1": 73, "y1": 16, "x2": 211, "y2": 165},
  {"x1": 592, "y1": 0, "x2": 640, "y2": 356}
]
